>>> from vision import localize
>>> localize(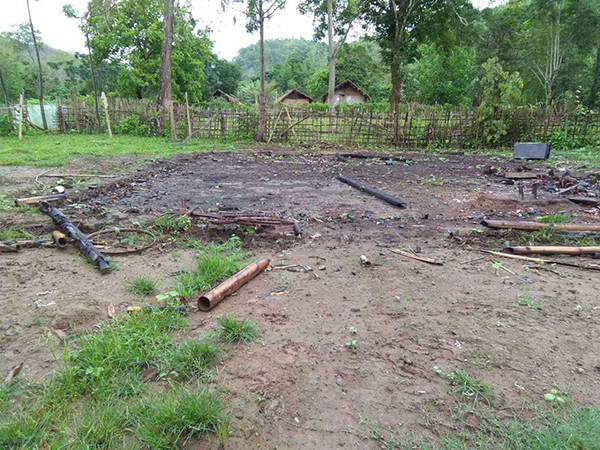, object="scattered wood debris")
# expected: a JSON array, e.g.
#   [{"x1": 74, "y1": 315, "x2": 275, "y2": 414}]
[{"x1": 391, "y1": 249, "x2": 443, "y2": 266}]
